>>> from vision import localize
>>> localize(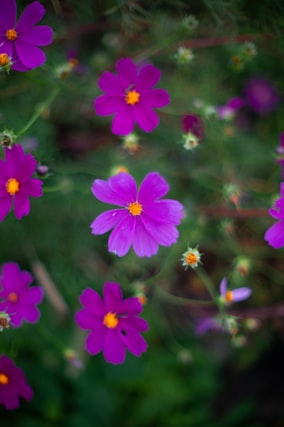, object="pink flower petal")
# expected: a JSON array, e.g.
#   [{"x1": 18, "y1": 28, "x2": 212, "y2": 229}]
[
  {"x1": 143, "y1": 199, "x2": 184, "y2": 224},
  {"x1": 108, "y1": 215, "x2": 135, "y2": 256},
  {"x1": 136, "y1": 64, "x2": 161, "y2": 90},
  {"x1": 133, "y1": 104, "x2": 159, "y2": 133},
  {"x1": 118, "y1": 297, "x2": 142, "y2": 316},
  {"x1": 116, "y1": 57, "x2": 137, "y2": 88},
  {"x1": 112, "y1": 103, "x2": 135, "y2": 136},
  {"x1": 0, "y1": 0, "x2": 17, "y2": 29},
  {"x1": 264, "y1": 221, "x2": 284, "y2": 248},
  {"x1": 92, "y1": 179, "x2": 128, "y2": 207},
  {"x1": 20, "y1": 178, "x2": 43, "y2": 198},
  {"x1": 85, "y1": 328, "x2": 106, "y2": 355},
  {"x1": 140, "y1": 215, "x2": 179, "y2": 247},
  {"x1": 108, "y1": 172, "x2": 137, "y2": 203},
  {"x1": 119, "y1": 316, "x2": 149, "y2": 332},
  {"x1": 75, "y1": 310, "x2": 102, "y2": 329},
  {"x1": 132, "y1": 218, "x2": 159, "y2": 257},
  {"x1": 79, "y1": 288, "x2": 106, "y2": 315},
  {"x1": 94, "y1": 94, "x2": 123, "y2": 116},
  {"x1": 16, "y1": 1, "x2": 46, "y2": 32},
  {"x1": 98, "y1": 71, "x2": 124, "y2": 95},
  {"x1": 14, "y1": 38, "x2": 46, "y2": 69},
  {"x1": 5, "y1": 145, "x2": 25, "y2": 177},
  {"x1": 138, "y1": 172, "x2": 169, "y2": 204},
  {"x1": 13, "y1": 192, "x2": 30, "y2": 219},
  {"x1": 103, "y1": 282, "x2": 123, "y2": 311},
  {"x1": 103, "y1": 329, "x2": 126, "y2": 364},
  {"x1": 231, "y1": 287, "x2": 252, "y2": 302},
  {"x1": 219, "y1": 277, "x2": 228, "y2": 296},
  {"x1": 0, "y1": 195, "x2": 13, "y2": 221},
  {"x1": 19, "y1": 25, "x2": 53, "y2": 46},
  {"x1": 141, "y1": 89, "x2": 170, "y2": 108},
  {"x1": 91, "y1": 209, "x2": 127, "y2": 235},
  {"x1": 120, "y1": 330, "x2": 148, "y2": 357}
]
